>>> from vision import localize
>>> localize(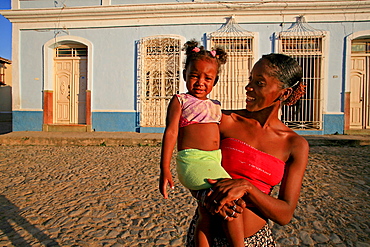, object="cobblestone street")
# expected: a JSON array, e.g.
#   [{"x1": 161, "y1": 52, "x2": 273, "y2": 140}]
[{"x1": 0, "y1": 144, "x2": 369, "y2": 246}]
